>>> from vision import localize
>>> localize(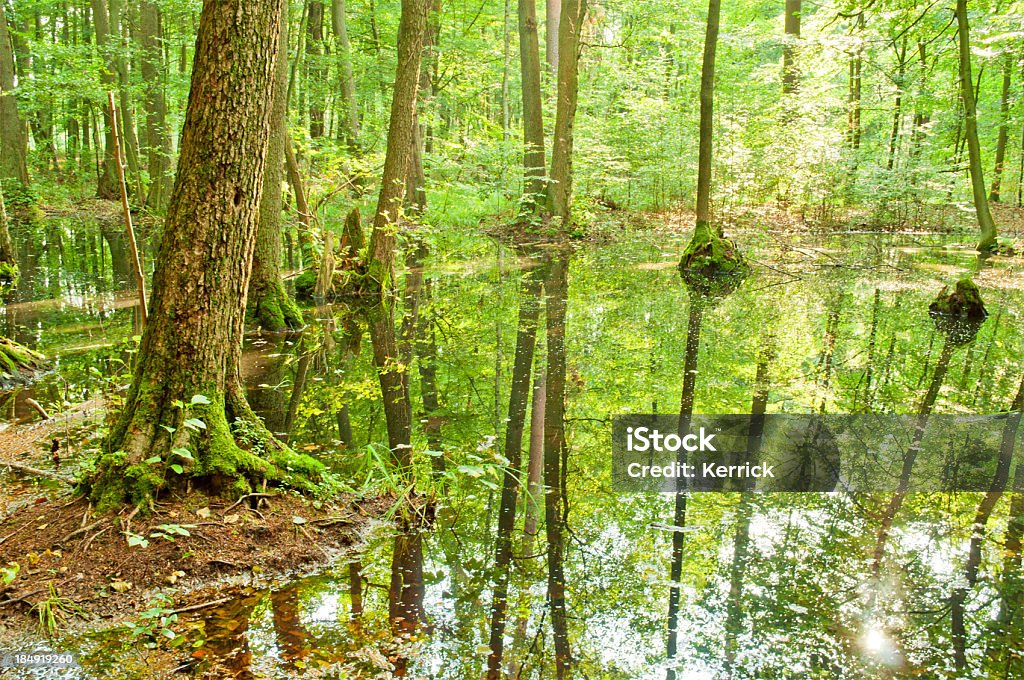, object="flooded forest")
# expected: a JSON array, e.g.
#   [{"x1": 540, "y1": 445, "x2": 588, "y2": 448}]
[{"x1": 0, "y1": 0, "x2": 1023, "y2": 677}]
